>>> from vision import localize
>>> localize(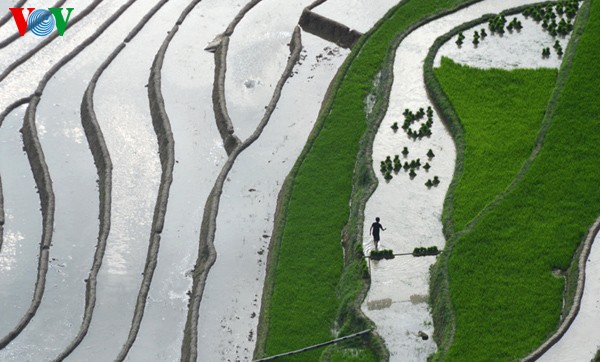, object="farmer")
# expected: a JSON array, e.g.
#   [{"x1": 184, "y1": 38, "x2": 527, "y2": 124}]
[{"x1": 369, "y1": 217, "x2": 386, "y2": 251}]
